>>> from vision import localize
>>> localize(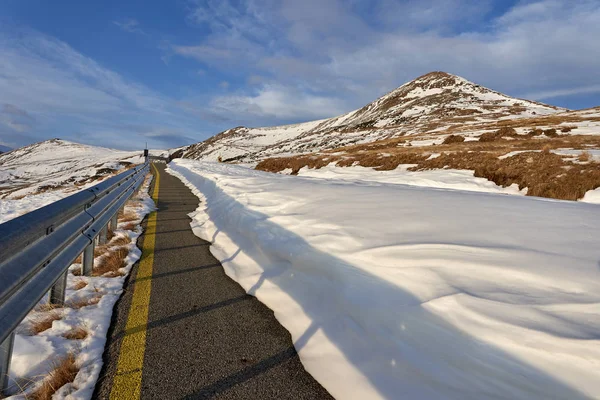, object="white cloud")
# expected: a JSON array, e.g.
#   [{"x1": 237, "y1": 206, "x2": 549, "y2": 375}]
[
  {"x1": 113, "y1": 19, "x2": 145, "y2": 34},
  {"x1": 524, "y1": 84, "x2": 600, "y2": 101},
  {"x1": 176, "y1": 0, "x2": 600, "y2": 117},
  {"x1": 208, "y1": 84, "x2": 347, "y2": 124},
  {"x1": 0, "y1": 29, "x2": 202, "y2": 149}
]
